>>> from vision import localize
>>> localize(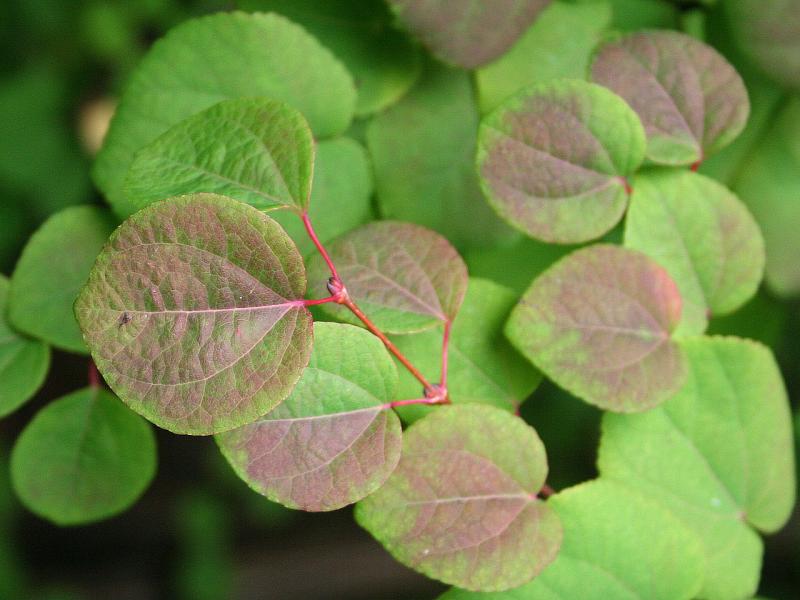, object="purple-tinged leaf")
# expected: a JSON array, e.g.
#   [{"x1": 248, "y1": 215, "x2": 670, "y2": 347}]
[
  {"x1": 74, "y1": 193, "x2": 313, "y2": 435},
  {"x1": 591, "y1": 30, "x2": 749, "y2": 166},
  {"x1": 308, "y1": 221, "x2": 468, "y2": 334},
  {"x1": 477, "y1": 79, "x2": 645, "y2": 244},
  {"x1": 387, "y1": 0, "x2": 551, "y2": 69},
  {"x1": 506, "y1": 245, "x2": 687, "y2": 412},
  {"x1": 217, "y1": 322, "x2": 401, "y2": 511},
  {"x1": 356, "y1": 405, "x2": 562, "y2": 591}
]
